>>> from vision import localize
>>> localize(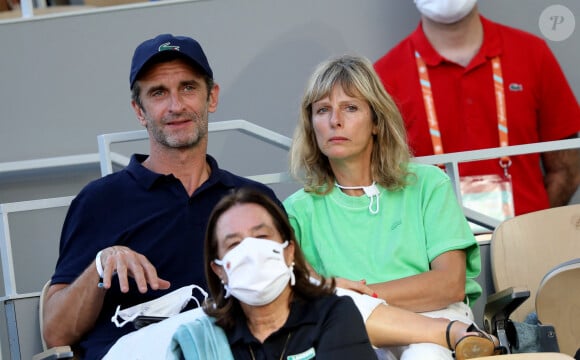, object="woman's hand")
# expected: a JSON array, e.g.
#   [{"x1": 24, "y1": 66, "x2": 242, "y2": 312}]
[{"x1": 335, "y1": 277, "x2": 377, "y2": 298}]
